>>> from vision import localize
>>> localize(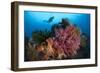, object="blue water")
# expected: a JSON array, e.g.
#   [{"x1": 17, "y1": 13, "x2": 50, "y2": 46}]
[{"x1": 24, "y1": 11, "x2": 90, "y2": 38}]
